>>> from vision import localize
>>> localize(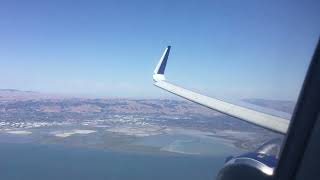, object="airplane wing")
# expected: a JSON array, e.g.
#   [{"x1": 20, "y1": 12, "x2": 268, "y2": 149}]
[{"x1": 153, "y1": 46, "x2": 289, "y2": 134}]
